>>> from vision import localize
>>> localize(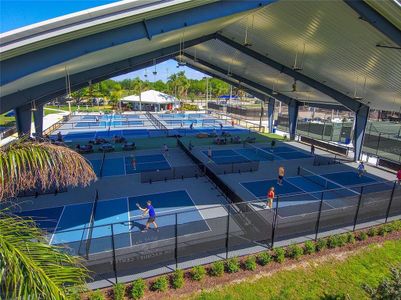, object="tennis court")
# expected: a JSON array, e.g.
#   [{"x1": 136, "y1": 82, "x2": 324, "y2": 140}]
[
  {"x1": 89, "y1": 153, "x2": 170, "y2": 176},
  {"x1": 241, "y1": 169, "x2": 386, "y2": 208},
  {"x1": 17, "y1": 190, "x2": 209, "y2": 255},
  {"x1": 202, "y1": 144, "x2": 313, "y2": 164}
]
